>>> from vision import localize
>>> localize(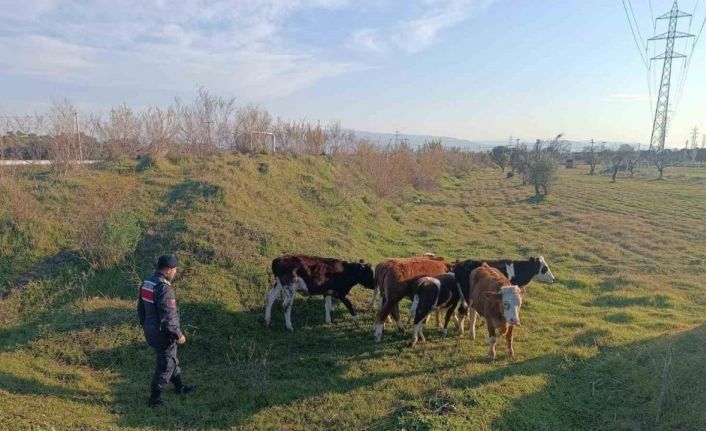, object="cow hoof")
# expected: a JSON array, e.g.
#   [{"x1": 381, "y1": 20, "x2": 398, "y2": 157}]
[
  {"x1": 286, "y1": 326, "x2": 294, "y2": 332},
  {"x1": 264, "y1": 320, "x2": 270, "y2": 328},
  {"x1": 407, "y1": 340, "x2": 417, "y2": 348},
  {"x1": 440, "y1": 328, "x2": 448, "y2": 336},
  {"x1": 325, "y1": 320, "x2": 332, "y2": 325}
]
